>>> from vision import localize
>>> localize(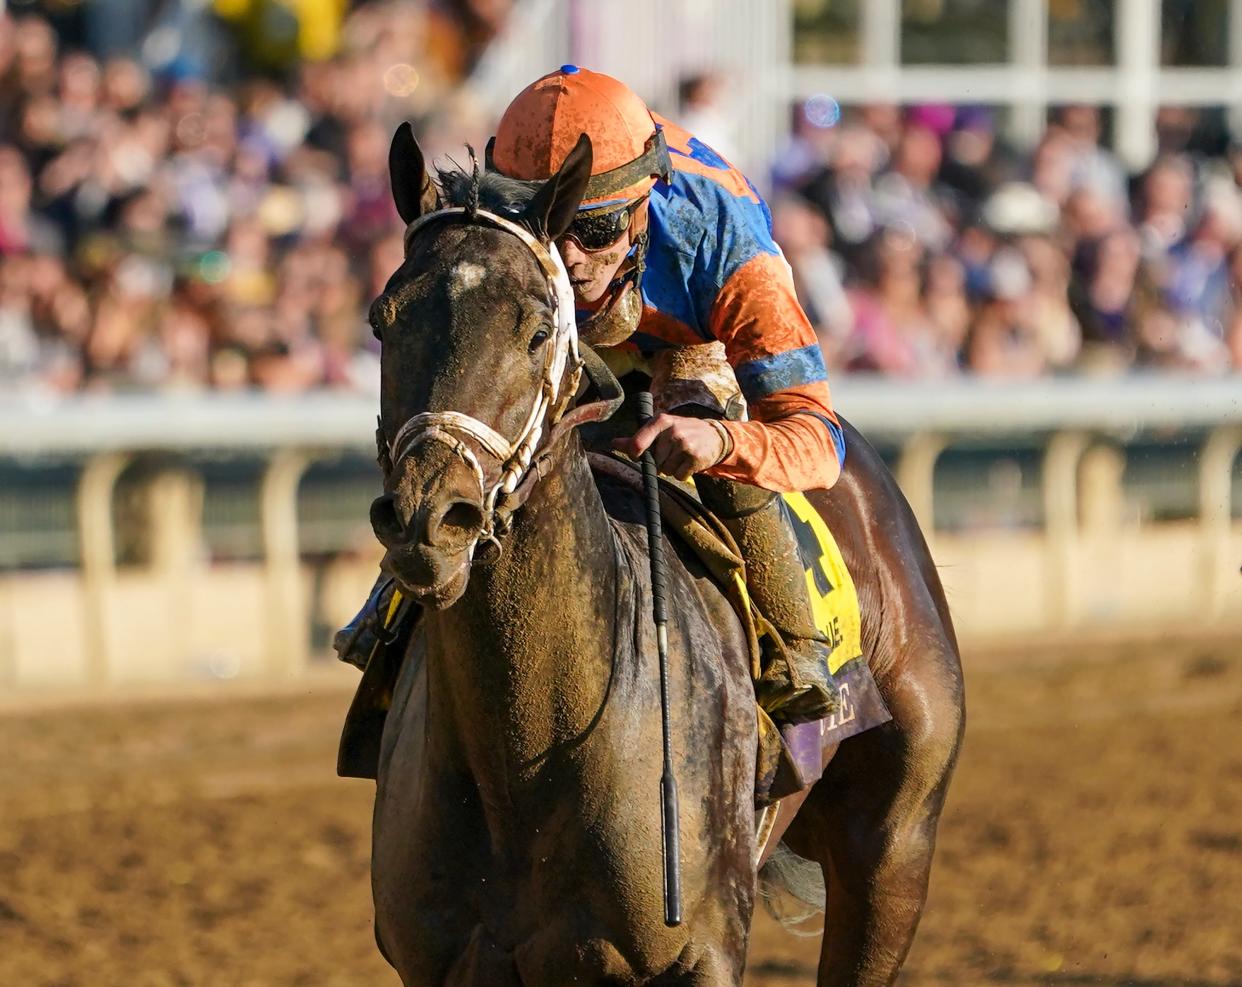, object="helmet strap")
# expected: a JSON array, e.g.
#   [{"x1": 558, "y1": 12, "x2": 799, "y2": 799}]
[{"x1": 577, "y1": 228, "x2": 650, "y2": 346}]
